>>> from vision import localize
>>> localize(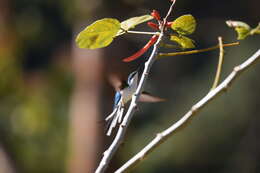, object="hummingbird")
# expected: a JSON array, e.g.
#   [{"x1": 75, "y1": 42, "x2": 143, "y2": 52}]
[{"x1": 105, "y1": 70, "x2": 165, "y2": 136}]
